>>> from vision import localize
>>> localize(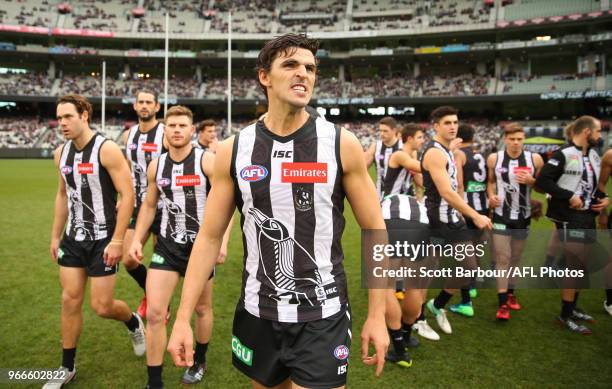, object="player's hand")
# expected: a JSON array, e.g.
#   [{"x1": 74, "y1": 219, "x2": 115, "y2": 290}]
[
  {"x1": 103, "y1": 242, "x2": 122, "y2": 266},
  {"x1": 591, "y1": 197, "x2": 609, "y2": 213},
  {"x1": 50, "y1": 238, "x2": 60, "y2": 262},
  {"x1": 361, "y1": 315, "x2": 389, "y2": 377},
  {"x1": 569, "y1": 195, "x2": 583, "y2": 209},
  {"x1": 598, "y1": 209, "x2": 609, "y2": 229},
  {"x1": 168, "y1": 319, "x2": 195, "y2": 367},
  {"x1": 449, "y1": 138, "x2": 462, "y2": 151},
  {"x1": 489, "y1": 195, "x2": 502, "y2": 208},
  {"x1": 216, "y1": 246, "x2": 227, "y2": 264},
  {"x1": 129, "y1": 241, "x2": 144, "y2": 262},
  {"x1": 474, "y1": 214, "x2": 492, "y2": 230},
  {"x1": 515, "y1": 171, "x2": 535, "y2": 186}
]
